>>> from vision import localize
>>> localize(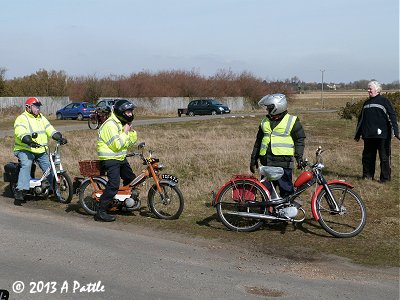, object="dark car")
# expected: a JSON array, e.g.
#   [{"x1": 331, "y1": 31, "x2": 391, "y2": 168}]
[
  {"x1": 96, "y1": 99, "x2": 116, "y2": 111},
  {"x1": 56, "y1": 102, "x2": 96, "y2": 120},
  {"x1": 187, "y1": 99, "x2": 230, "y2": 116}
]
